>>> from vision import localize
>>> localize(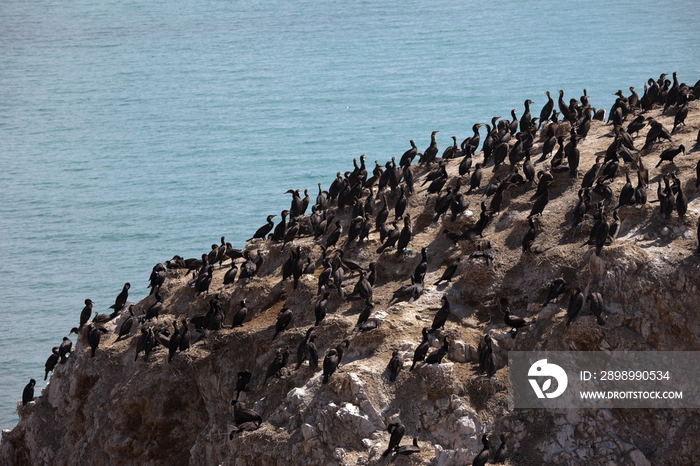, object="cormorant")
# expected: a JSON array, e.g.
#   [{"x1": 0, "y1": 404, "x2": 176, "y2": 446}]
[
  {"x1": 400, "y1": 140, "x2": 418, "y2": 168},
  {"x1": 382, "y1": 422, "x2": 406, "y2": 457},
  {"x1": 586, "y1": 292, "x2": 606, "y2": 326},
  {"x1": 295, "y1": 328, "x2": 314, "y2": 370},
  {"x1": 420, "y1": 131, "x2": 439, "y2": 165},
  {"x1": 231, "y1": 299, "x2": 248, "y2": 328},
  {"x1": 425, "y1": 336, "x2": 449, "y2": 364},
  {"x1": 168, "y1": 320, "x2": 180, "y2": 363},
  {"x1": 522, "y1": 217, "x2": 537, "y2": 252},
  {"x1": 322, "y1": 348, "x2": 339, "y2": 384},
  {"x1": 431, "y1": 295, "x2": 451, "y2": 330},
  {"x1": 395, "y1": 437, "x2": 420, "y2": 457},
  {"x1": 109, "y1": 282, "x2": 130, "y2": 315},
  {"x1": 410, "y1": 328, "x2": 431, "y2": 371},
  {"x1": 272, "y1": 308, "x2": 293, "y2": 341},
  {"x1": 264, "y1": 348, "x2": 289, "y2": 384},
  {"x1": 472, "y1": 433, "x2": 490, "y2": 466},
  {"x1": 543, "y1": 278, "x2": 566, "y2": 306},
  {"x1": 314, "y1": 292, "x2": 330, "y2": 326},
  {"x1": 566, "y1": 287, "x2": 584, "y2": 326},
  {"x1": 539, "y1": 91, "x2": 554, "y2": 128},
  {"x1": 59, "y1": 336, "x2": 72, "y2": 364},
  {"x1": 387, "y1": 350, "x2": 403, "y2": 382},
  {"x1": 233, "y1": 371, "x2": 253, "y2": 403},
  {"x1": 504, "y1": 310, "x2": 530, "y2": 332},
  {"x1": 115, "y1": 305, "x2": 135, "y2": 341},
  {"x1": 179, "y1": 319, "x2": 191, "y2": 352},
  {"x1": 434, "y1": 257, "x2": 460, "y2": 285},
  {"x1": 251, "y1": 215, "x2": 276, "y2": 240},
  {"x1": 22, "y1": 379, "x2": 35, "y2": 406},
  {"x1": 78, "y1": 298, "x2": 94, "y2": 330},
  {"x1": 44, "y1": 347, "x2": 59, "y2": 380},
  {"x1": 655, "y1": 145, "x2": 685, "y2": 167}
]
